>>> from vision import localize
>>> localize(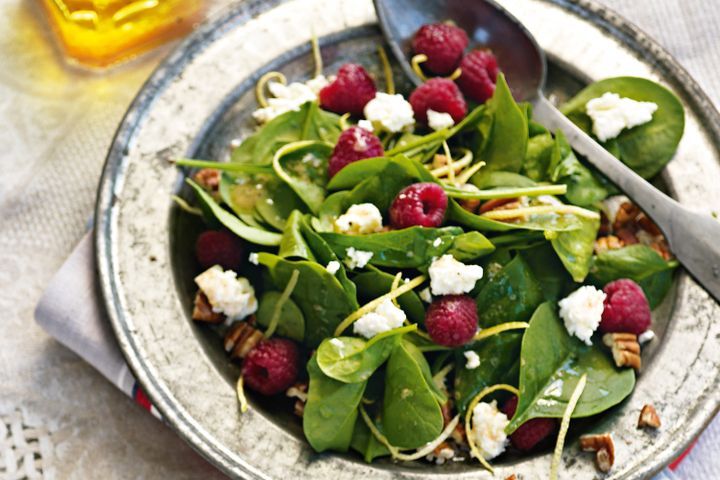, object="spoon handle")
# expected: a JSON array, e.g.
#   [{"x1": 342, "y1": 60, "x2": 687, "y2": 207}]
[{"x1": 532, "y1": 94, "x2": 720, "y2": 303}]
